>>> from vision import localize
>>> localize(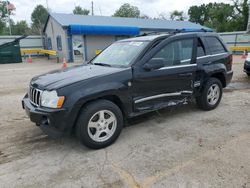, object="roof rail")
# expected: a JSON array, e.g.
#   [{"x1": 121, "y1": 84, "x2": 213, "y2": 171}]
[
  {"x1": 172, "y1": 28, "x2": 214, "y2": 34},
  {"x1": 135, "y1": 28, "x2": 213, "y2": 37},
  {"x1": 135, "y1": 31, "x2": 163, "y2": 37}
]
